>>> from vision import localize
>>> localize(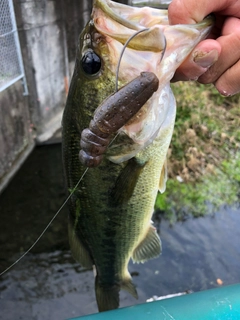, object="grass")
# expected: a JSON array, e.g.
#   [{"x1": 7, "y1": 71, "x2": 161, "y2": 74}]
[{"x1": 155, "y1": 81, "x2": 240, "y2": 221}]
